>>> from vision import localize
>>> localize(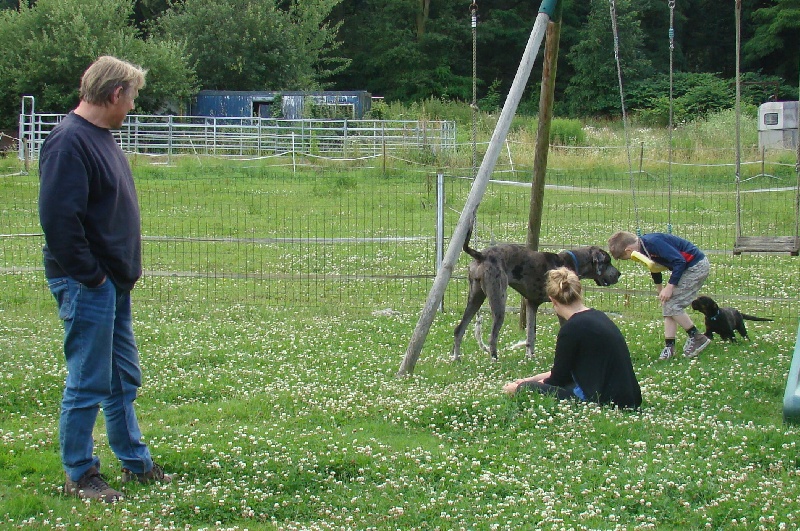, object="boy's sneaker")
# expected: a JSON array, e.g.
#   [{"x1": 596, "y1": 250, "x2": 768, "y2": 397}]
[
  {"x1": 684, "y1": 333, "x2": 711, "y2": 358},
  {"x1": 122, "y1": 463, "x2": 173, "y2": 485},
  {"x1": 64, "y1": 466, "x2": 124, "y2": 503},
  {"x1": 658, "y1": 345, "x2": 675, "y2": 360}
]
